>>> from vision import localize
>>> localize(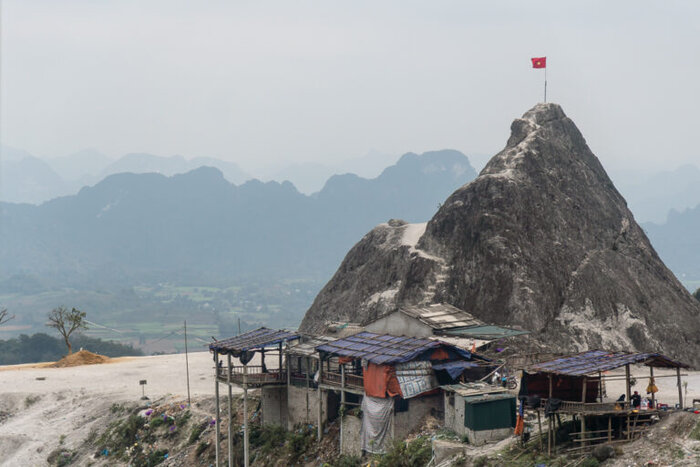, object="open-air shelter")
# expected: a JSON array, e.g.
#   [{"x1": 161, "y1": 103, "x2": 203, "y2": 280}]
[
  {"x1": 522, "y1": 350, "x2": 689, "y2": 454},
  {"x1": 209, "y1": 327, "x2": 300, "y2": 467}
]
